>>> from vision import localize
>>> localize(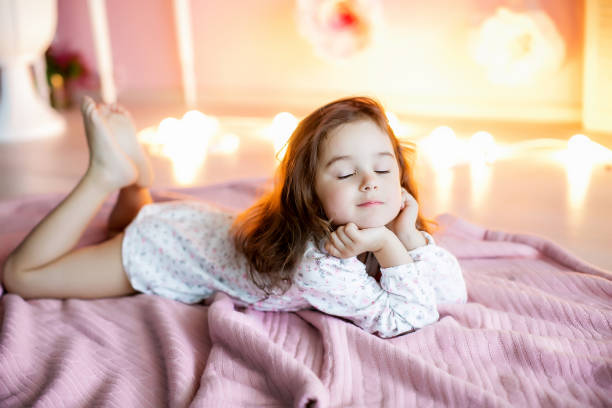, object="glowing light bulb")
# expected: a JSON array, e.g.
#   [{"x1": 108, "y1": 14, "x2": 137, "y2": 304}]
[
  {"x1": 269, "y1": 112, "x2": 298, "y2": 160},
  {"x1": 182, "y1": 110, "x2": 219, "y2": 136},
  {"x1": 559, "y1": 134, "x2": 612, "y2": 165},
  {"x1": 567, "y1": 134, "x2": 591, "y2": 157},
  {"x1": 429, "y1": 126, "x2": 457, "y2": 145},
  {"x1": 469, "y1": 131, "x2": 499, "y2": 164},
  {"x1": 138, "y1": 111, "x2": 222, "y2": 185},
  {"x1": 557, "y1": 134, "x2": 609, "y2": 212},
  {"x1": 158, "y1": 117, "x2": 181, "y2": 136},
  {"x1": 420, "y1": 126, "x2": 461, "y2": 169}
]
